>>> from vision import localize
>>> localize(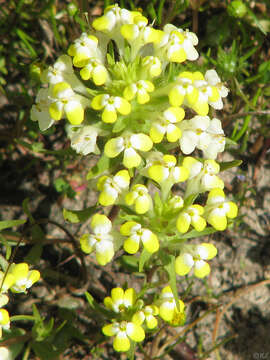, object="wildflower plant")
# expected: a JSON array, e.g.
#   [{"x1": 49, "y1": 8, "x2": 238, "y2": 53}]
[
  {"x1": 0, "y1": 262, "x2": 40, "y2": 338},
  {"x1": 28, "y1": 3, "x2": 240, "y2": 357}
]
